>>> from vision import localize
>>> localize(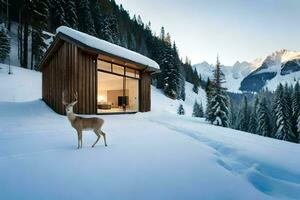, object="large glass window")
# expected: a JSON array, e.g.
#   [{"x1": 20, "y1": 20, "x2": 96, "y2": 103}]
[
  {"x1": 97, "y1": 71, "x2": 139, "y2": 113},
  {"x1": 98, "y1": 60, "x2": 111, "y2": 72},
  {"x1": 113, "y1": 64, "x2": 124, "y2": 75},
  {"x1": 126, "y1": 77, "x2": 139, "y2": 112}
]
